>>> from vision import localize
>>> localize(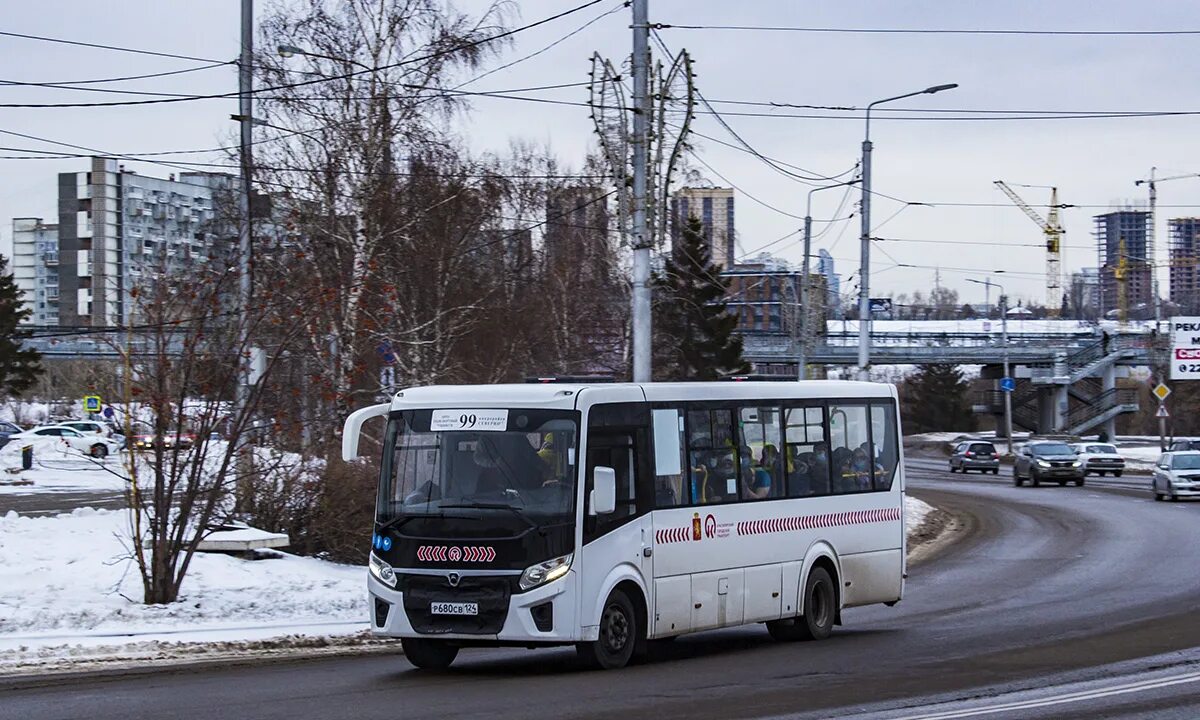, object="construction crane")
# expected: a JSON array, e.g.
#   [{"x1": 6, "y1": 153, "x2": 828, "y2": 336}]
[
  {"x1": 1134, "y1": 167, "x2": 1200, "y2": 324},
  {"x1": 994, "y1": 181, "x2": 1066, "y2": 315},
  {"x1": 1114, "y1": 238, "x2": 1129, "y2": 326}
]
